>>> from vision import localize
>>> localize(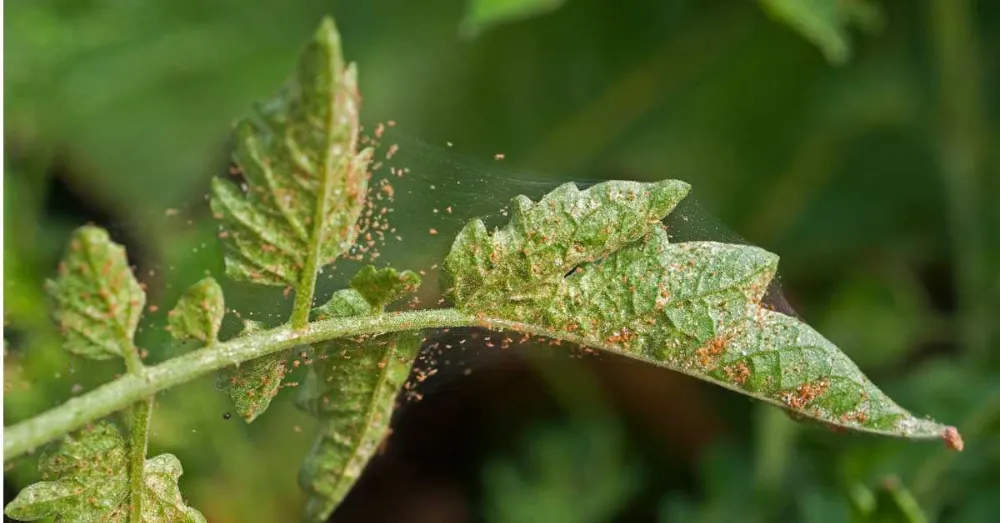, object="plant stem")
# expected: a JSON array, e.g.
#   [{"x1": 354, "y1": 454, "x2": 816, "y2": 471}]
[
  {"x1": 3, "y1": 308, "x2": 476, "y2": 461},
  {"x1": 127, "y1": 397, "x2": 153, "y2": 522},
  {"x1": 6, "y1": 306, "x2": 953, "y2": 462},
  {"x1": 120, "y1": 333, "x2": 151, "y2": 523},
  {"x1": 290, "y1": 278, "x2": 317, "y2": 329}
]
